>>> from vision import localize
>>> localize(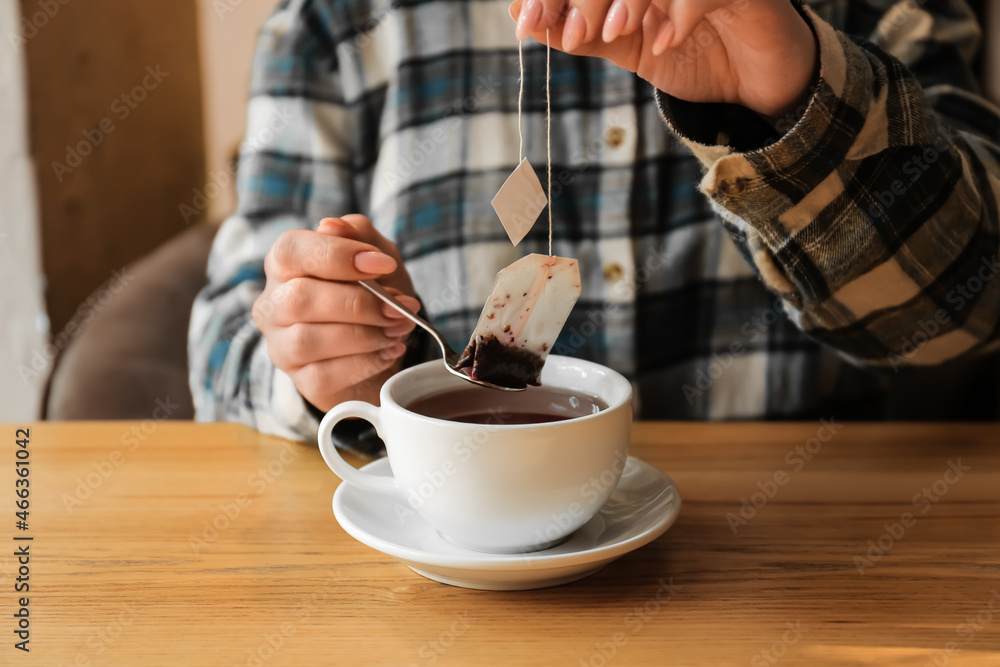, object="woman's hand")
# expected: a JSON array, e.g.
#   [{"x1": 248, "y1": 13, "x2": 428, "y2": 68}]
[
  {"x1": 509, "y1": 0, "x2": 817, "y2": 120},
  {"x1": 253, "y1": 215, "x2": 420, "y2": 412}
]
